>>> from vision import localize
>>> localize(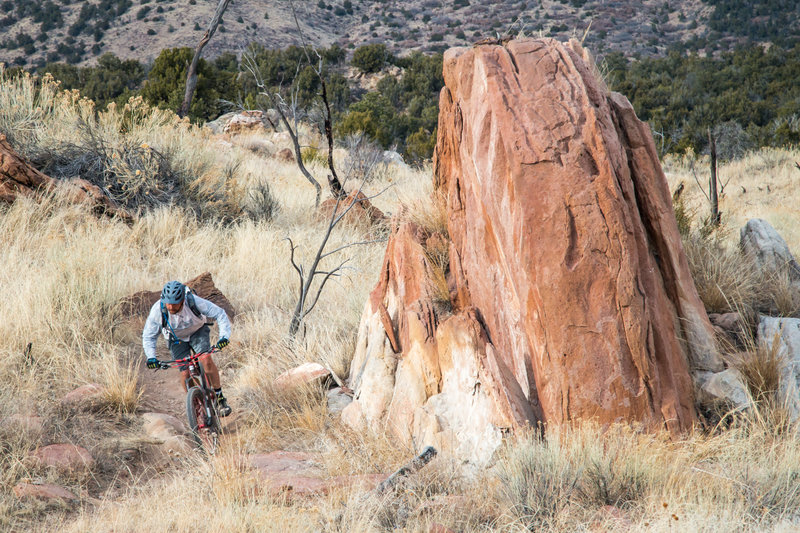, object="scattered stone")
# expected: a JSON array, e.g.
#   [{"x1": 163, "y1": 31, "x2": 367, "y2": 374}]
[
  {"x1": 223, "y1": 110, "x2": 267, "y2": 135},
  {"x1": 326, "y1": 387, "x2": 353, "y2": 415},
  {"x1": 61, "y1": 383, "x2": 105, "y2": 406},
  {"x1": 340, "y1": 399, "x2": 365, "y2": 431},
  {"x1": 382, "y1": 150, "x2": 407, "y2": 168},
  {"x1": 275, "y1": 362, "x2": 331, "y2": 390},
  {"x1": 740, "y1": 219, "x2": 800, "y2": 280},
  {"x1": 141, "y1": 412, "x2": 193, "y2": 456},
  {"x1": 709, "y1": 312, "x2": 749, "y2": 350},
  {"x1": 142, "y1": 412, "x2": 187, "y2": 440},
  {"x1": 697, "y1": 369, "x2": 752, "y2": 411},
  {"x1": 757, "y1": 316, "x2": 800, "y2": 420},
  {"x1": 317, "y1": 189, "x2": 387, "y2": 227},
  {"x1": 276, "y1": 148, "x2": 295, "y2": 162},
  {"x1": 249, "y1": 450, "x2": 386, "y2": 499},
  {"x1": 32, "y1": 444, "x2": 95, "y2": 472},
  {"x1": 13, "y1": 482, "x2": 77, "y2": 502},
  {"x1": 3, "y1": 414, "x2": 44, "y2": 437}
]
